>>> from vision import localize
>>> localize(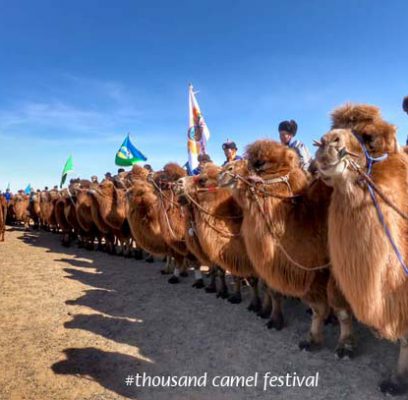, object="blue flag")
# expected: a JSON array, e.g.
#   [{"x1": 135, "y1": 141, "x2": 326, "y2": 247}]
[
  {"x1": 24, "y1": 184, "x2": 32, "y2": 194},
  {"x1": 115, "y1": 134, "x2": 147, "y2": 166}
]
